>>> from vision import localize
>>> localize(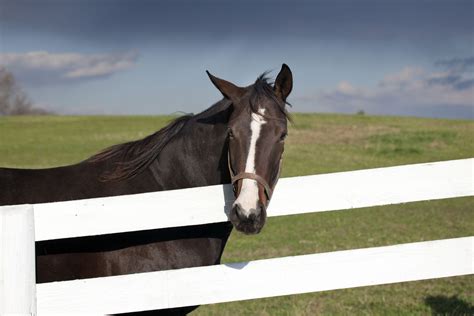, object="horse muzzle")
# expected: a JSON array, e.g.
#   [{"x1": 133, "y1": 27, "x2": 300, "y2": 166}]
[{"x1": 229, "y1": 202, "x2": 267, "y2": 235}]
